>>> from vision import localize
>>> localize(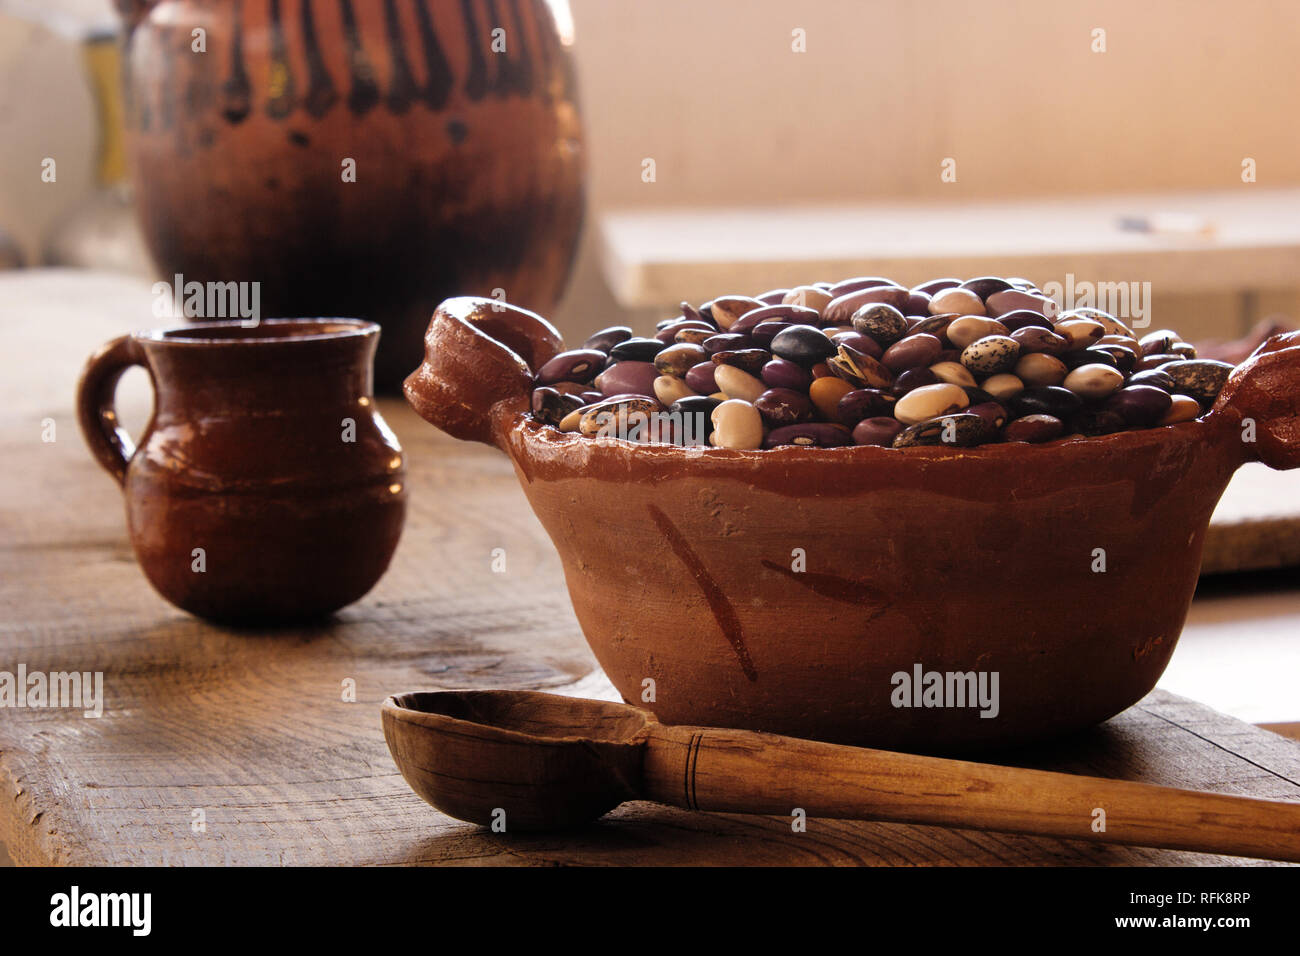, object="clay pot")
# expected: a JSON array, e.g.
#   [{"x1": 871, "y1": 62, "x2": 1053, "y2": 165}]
[
  {"x1": 116, "y1": 0, "x2": 584, "y2": 389},
  {"x1": 406, "y1": 299, "x2": 1300, "y2": 752},
  {"x1": 78, "y1": 319, "x2": 407, "y2": 624}
]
